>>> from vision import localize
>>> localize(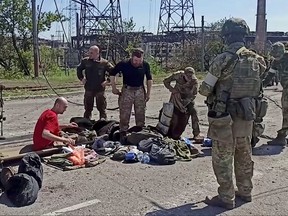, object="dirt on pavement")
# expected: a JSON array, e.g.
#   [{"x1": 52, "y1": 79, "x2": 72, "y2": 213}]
[{"x1": 0, "y1": 84, "x2": 287, "y2": 216}]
